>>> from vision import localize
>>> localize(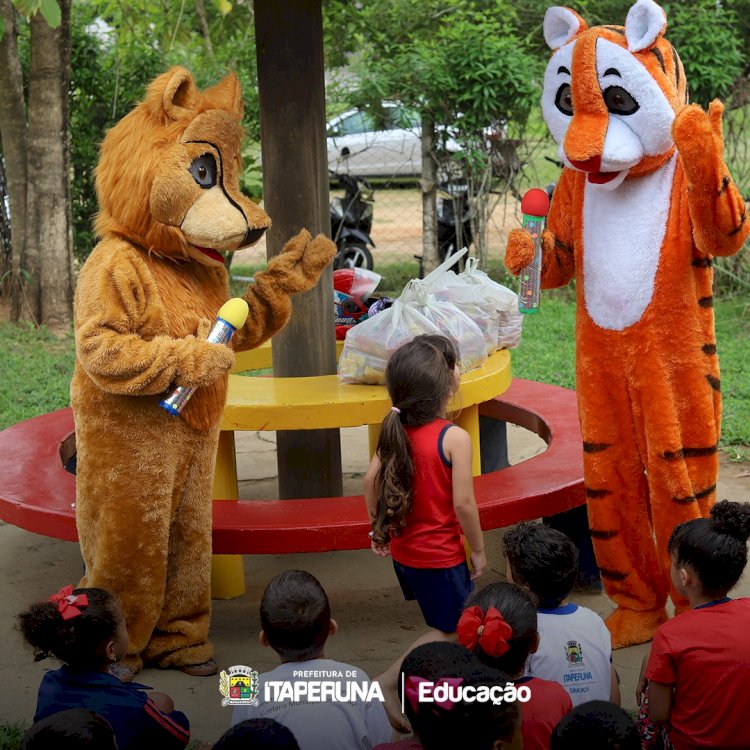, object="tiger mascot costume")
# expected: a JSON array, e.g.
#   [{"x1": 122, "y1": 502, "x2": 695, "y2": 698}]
[{"x1": 505, "y1": 0, "x2": 748, "y2": 648}]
